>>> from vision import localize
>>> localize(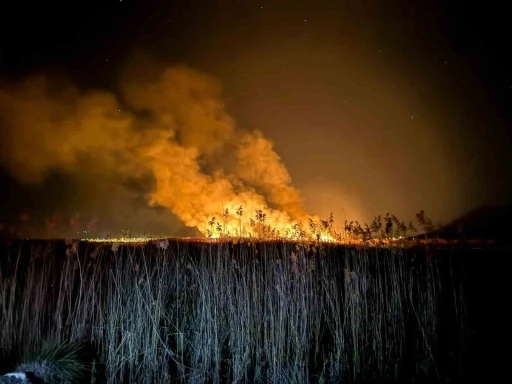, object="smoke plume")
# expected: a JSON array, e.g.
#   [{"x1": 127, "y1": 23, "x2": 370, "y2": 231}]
[{"x1": 0, "y1": 59, "x2": 320, "y2": 238}]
